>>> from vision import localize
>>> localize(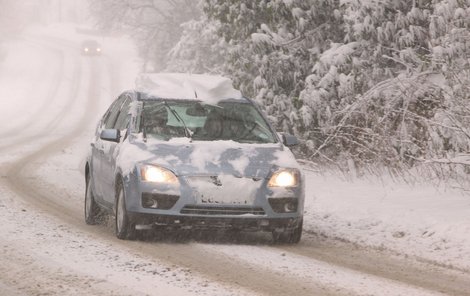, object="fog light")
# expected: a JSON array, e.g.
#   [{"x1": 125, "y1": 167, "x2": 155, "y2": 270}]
[
  {"x1": 268, "y1": 198, "x2": 298, "y2": 213},
  {"x1": 141, "y1": 193, "x2": 179, "y2": 210},
  {"x1": 284, "y1": 202, "x2": 297, "y2": 213},
  {"x1": 143, "y1": 197, "x2": 158, "y2": 209}
]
